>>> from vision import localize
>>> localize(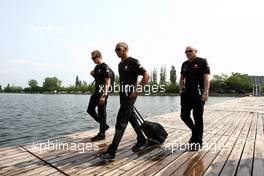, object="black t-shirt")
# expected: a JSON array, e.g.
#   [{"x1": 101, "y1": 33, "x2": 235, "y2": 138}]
[
  {"x1": 181, "y1": 57, "x2": 210, "y2": 93},
  {"x1": 118, "y1": 57, "x2": 146, "y2": 87},
  {"x1": 93, "y1": 63, "x2": 111, "y2": 92}
]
